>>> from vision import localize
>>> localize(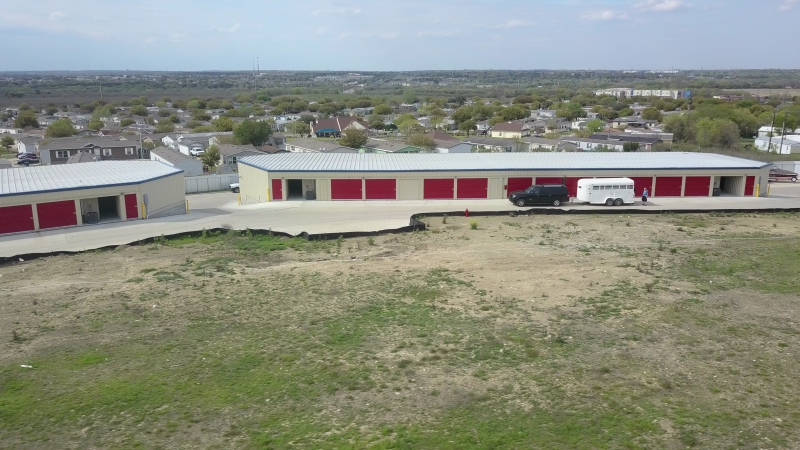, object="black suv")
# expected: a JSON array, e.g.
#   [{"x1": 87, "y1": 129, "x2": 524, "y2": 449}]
[{"x1": 509, "y1": 184, "x2": 570, "y2": 207}]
